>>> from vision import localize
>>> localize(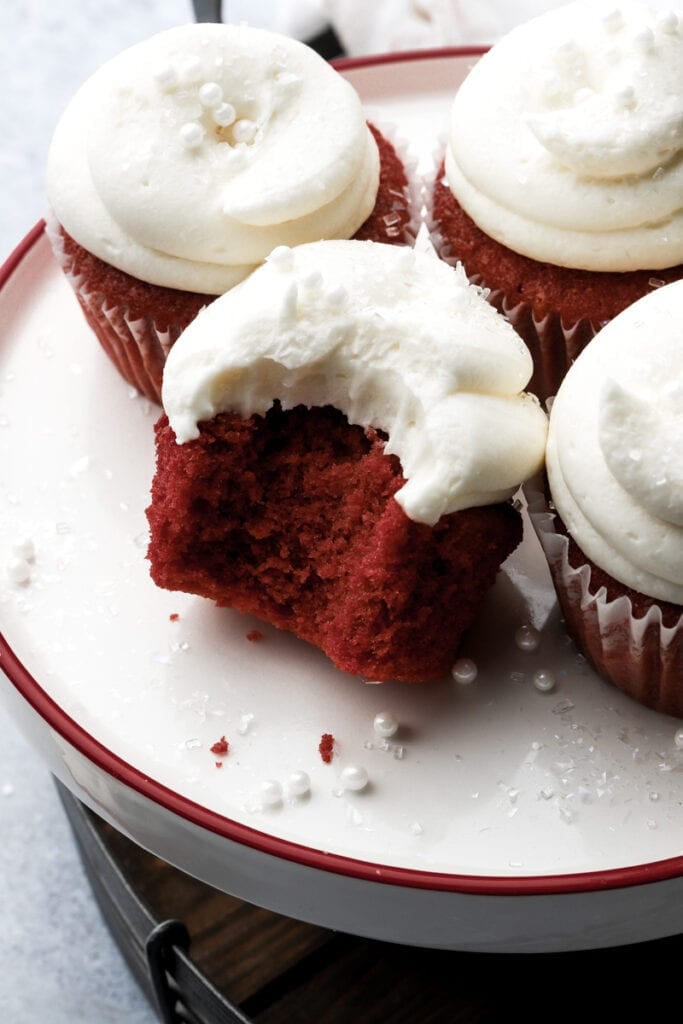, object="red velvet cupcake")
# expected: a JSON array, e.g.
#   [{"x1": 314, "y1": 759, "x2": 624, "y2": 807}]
[
  {"x1": 147, "y1": 238, "x2": 548, "y2": 682},
  {"x1": 46, "y1": 24, "x2": 416, "y2": 403},
  {"x1": 528, "y1": 281, "x2": 683, "y2": 716},
  {"x1": 429, "y1": 2, "x2": 683, "y2": 401}
]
